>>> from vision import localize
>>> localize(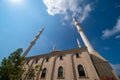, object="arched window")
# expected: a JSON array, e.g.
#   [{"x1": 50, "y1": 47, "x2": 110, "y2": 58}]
[
  {"x1": 46, "y1": 57, "x2": 49, "y2": 62},
  {"x1": 58, "y1": 66, "x2": 63, "y2": 77},
  {"x1": 41, "y1": 68, "x2": 47, "y2": 78},
  {"x1": 60, "y1": 56, "x2": 63, "y2": 60},
  {"x1": 78, "y1": 64, "x2": 86, "y2": 77},
  {"x1": 76, "y1": 53, "x2": 79, "y2": 58}
]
